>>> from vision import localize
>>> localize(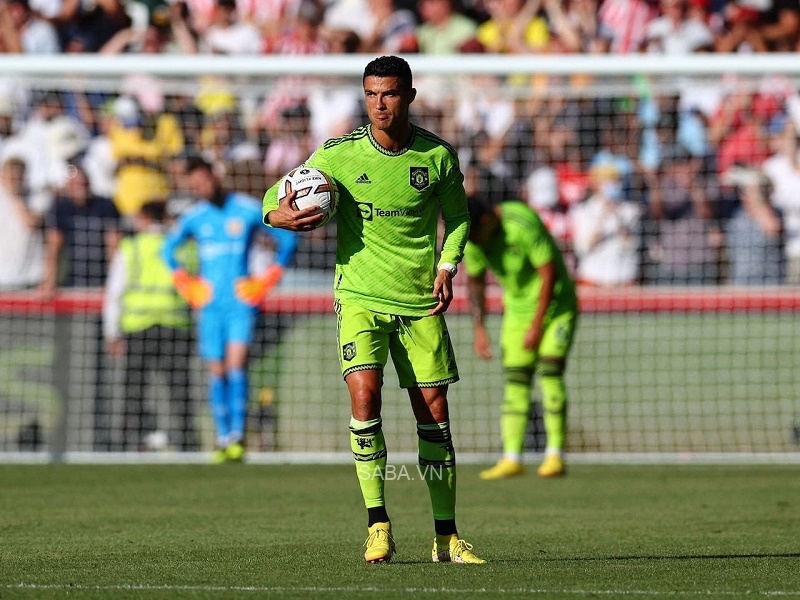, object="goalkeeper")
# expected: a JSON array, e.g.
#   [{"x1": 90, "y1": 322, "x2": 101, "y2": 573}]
[
  {"x1": 465, "y1": 197, "x2": 578, "y2": 479},
  {"x1": 162, "y1": 156, "x2": 297, "y2": 463}
]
